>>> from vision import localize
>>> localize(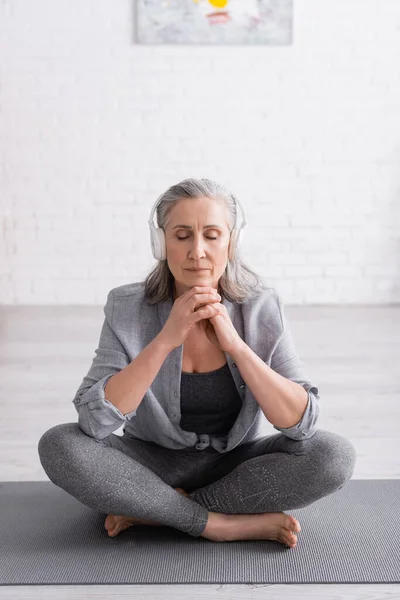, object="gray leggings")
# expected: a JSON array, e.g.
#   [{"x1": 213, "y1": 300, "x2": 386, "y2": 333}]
[{"x1": 38, "y1": 423, "x2": 356, "y2": 538}]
